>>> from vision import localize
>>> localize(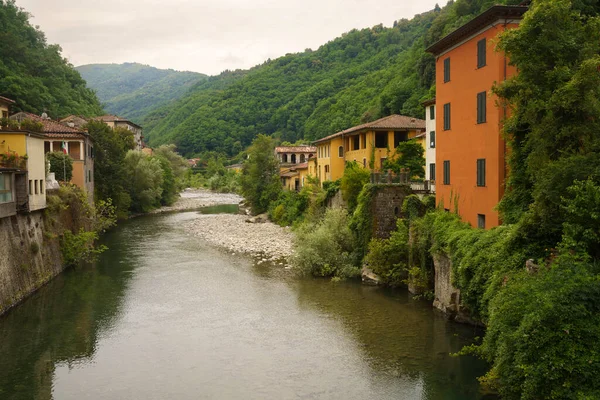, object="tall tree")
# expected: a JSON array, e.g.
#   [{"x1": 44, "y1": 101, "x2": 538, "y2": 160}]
[{"x1": 240, "y1": 134, "x2": 281, "y2": 214}]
